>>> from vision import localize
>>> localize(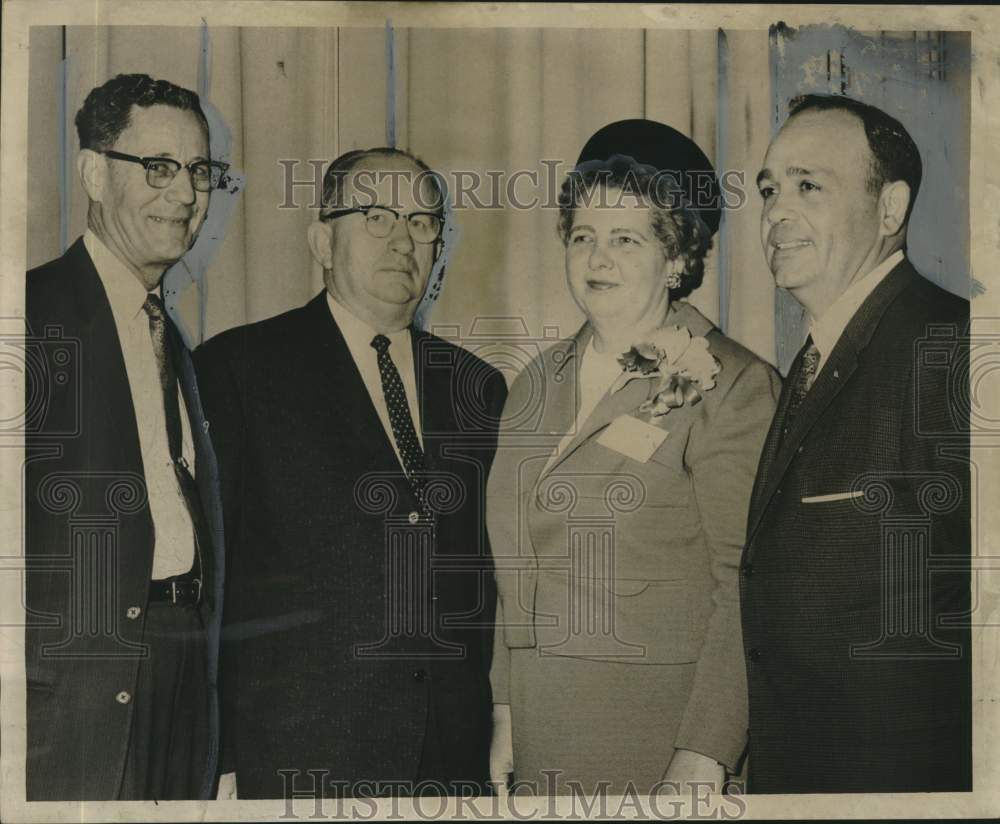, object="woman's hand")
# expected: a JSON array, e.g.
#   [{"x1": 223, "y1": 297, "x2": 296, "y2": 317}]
[
  {"x1": 662, "y1": 748, "x2": 725, "y2": 793},
  {"x1": 489, "y1": 703, "x2": 514, "y2": 796}
]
